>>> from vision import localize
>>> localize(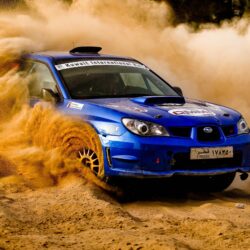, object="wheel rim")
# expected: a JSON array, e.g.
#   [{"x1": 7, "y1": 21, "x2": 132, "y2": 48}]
[{"x1": 78, "y1": 148, "x2": 101, "y2": 176}]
